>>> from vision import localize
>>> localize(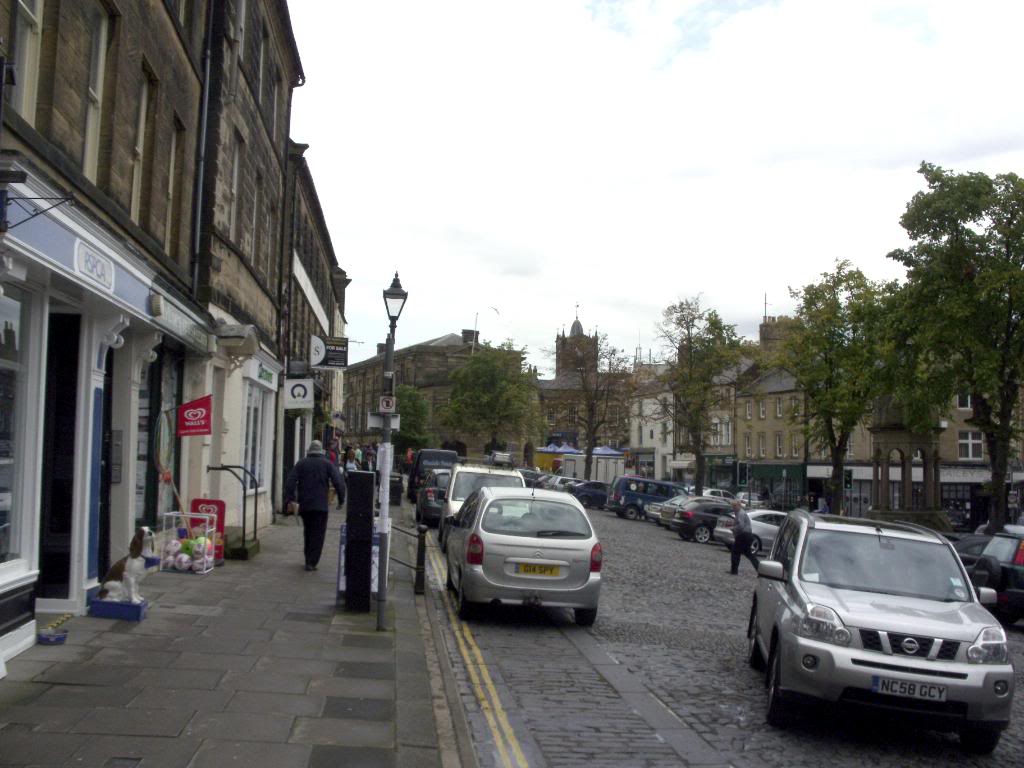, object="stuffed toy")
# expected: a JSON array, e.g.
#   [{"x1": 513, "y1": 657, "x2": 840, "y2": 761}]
[
  {"x1": 174, "y1": 553, "x2": 193, "y2": 571},
  {"x1": 163, "y1": 539, "x2": 181, "y2": 557},
  {"x1": 98, "y1": 527, "x2": 155, "y2": 604}
]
